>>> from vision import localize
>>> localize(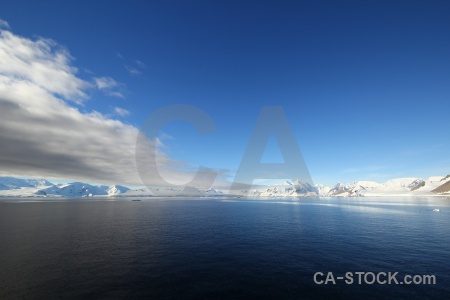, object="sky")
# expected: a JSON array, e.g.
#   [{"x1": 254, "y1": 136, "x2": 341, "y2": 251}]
[{"x1": 1, "y1": 0, "x2": 450, "y2": 187}]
